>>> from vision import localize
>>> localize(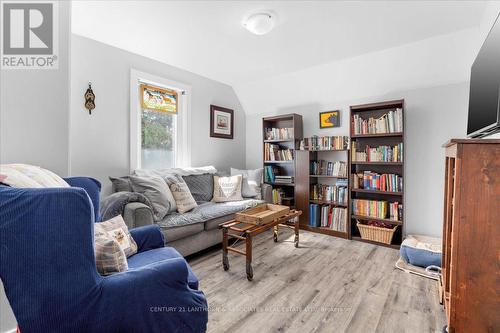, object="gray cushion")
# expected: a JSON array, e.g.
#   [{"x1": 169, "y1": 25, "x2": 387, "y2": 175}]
[
  {"x1": 129, "y1": 175, "x2": 172, "y2": 220},
  {"x1": 157, "y1": 199, "x2": 263, "y2": 229},
  {"x1": 230, "y1": 168, "x2": 263, "y2": 199},
  {"x1": 160, "y1": 223, "x2": 204, "y2": 243},
  {"x1": 182, "y1": 174, "x2": 214, "y2": 202},
  {"x1": 109, "y1": 176, "x2": 132, "y2": 192}
]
